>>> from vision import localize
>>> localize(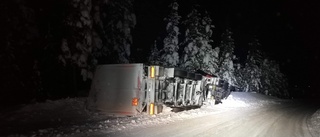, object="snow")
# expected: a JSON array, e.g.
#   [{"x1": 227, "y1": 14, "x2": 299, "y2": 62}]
[
  {"x1": 160, "y1": 1, "x2": 180, "y2": 67},
  {"x1": 309, "y1": 109, "x2": 320, "y2": 136},
  {"x1": 1, "y1": 92, "x2": 319, "y2": 137}
]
